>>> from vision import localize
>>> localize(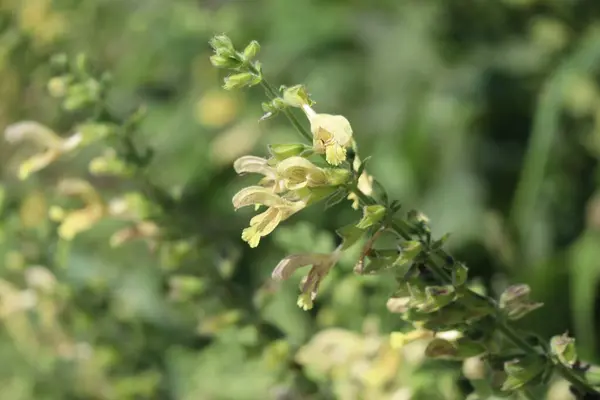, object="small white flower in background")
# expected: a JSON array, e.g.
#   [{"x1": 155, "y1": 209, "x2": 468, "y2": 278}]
[
  {"x1": 4, "y1": 121, "x2": 83, "y2": 180},
  {"x1": 272, "y1": 246, "x2": 342, "y2": 310},
  {"x1": 301, "y1": 105, "x2": 353, "y2": 166}
]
